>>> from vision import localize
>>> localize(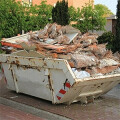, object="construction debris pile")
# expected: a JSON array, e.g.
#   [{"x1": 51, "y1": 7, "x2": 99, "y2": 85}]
[{"x1": 14, "y1": 23, "x2": 120, "y2": 78}]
